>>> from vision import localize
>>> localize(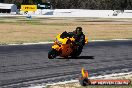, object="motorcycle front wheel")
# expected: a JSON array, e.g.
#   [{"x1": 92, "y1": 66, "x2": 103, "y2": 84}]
[{"x1": 48, "y1": 49, "x2": 58, "y2": 59}]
